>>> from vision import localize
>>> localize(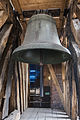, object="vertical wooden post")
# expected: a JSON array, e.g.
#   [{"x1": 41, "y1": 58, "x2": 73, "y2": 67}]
[
  {"x1": 18, "y1": 62, "x2": 23, "y2": 113},
  {"x1": 25, "y1": 64, "x2": 29, "y2": 108},
  {"x1": 72, "y1": 78, "x2": 77, "y2": 120},
  {"x1": 63, "y1": 62, "x2": 71, "y2": 117},
  {"x1": 65, "y1": 79, "x2": 70, "y2": 116},
  {"x1": 62, "y1": 62, "x2": 66, "y2": 109},
  {"x1": 15, "y1": 62, "x2": 20, "y2": 111},
  {"x1": 2, "y1": 59, "x2": 14, "y2": 119},
  {"x1": 9, "y1": 65, "x2": 16, "y2": 113},
  {"x1": 22, "y1": 63, "x2": 26, "y2": 110}
]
